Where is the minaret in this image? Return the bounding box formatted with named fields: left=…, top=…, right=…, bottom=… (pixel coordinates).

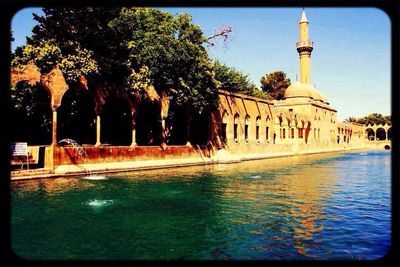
left=296, top=9, right=313, bottom=84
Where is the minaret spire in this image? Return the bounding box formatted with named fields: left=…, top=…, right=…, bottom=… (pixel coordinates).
left=296, top=8, right=313, bottom=84
left=300, top=8, right=308, bottom=23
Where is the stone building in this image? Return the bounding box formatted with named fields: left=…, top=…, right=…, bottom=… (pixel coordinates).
left=10, top=9, right=377, bottom=171
left=272, top=9, right=338, bottom=148
left=216, top=10, right=367, bottom=153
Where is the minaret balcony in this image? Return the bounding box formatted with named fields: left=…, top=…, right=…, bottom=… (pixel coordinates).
left=296, top=40, right=313, bottom=53
left=296, top=40, right=313, bottom=49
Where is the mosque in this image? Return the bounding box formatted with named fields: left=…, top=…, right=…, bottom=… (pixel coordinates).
left=215, top=10, right=367, bottom=155
left=10, top=10, right=388, bottom=173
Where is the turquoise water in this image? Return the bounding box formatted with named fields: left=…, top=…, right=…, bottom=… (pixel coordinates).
left=11, top=150, right=391, bottom=260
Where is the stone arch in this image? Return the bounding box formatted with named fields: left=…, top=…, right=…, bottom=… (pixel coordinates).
left=58, top=84, right=96, bottom=145
left=365, top=128, right=375, bottom=141
left=10, top=81, right=53, bottom=145
left=376, top=128, right=386, bottom=141
left=11, top=62, right=42, bottom=89
left=101, top=96, right=133, bottom=146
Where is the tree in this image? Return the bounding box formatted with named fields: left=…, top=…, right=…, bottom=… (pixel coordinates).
left=213, top=60, right=254, bottom=95
left=356, top=113, right=391, bottom=126
left=260, top=71, right=291, bottom=100
left=213, top=60, right=270, bottom=99
left=344, top=117, right=358, bottom=123
left=30, top=8, right=122, bottom=78
left=11, top=7, right=229, bottom=145
left=12, top=8, right=223, bottom=110
left=108, top=8, right=220, bottom=112
left=13, top=8, right=122, bottom=84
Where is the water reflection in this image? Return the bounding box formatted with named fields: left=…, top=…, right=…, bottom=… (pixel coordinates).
left=11, top=150, right=390, bottom=260
left=12, top=177, right=94, bottom=195
left=212, top=154, right=340, bottom=258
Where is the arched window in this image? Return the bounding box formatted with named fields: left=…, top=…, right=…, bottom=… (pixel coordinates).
left=234, top=113, right=240, bottom=142
left=244, top=115, right=250, bottom=142
left=265, top=115, right=271, bottom=141
left=298, top=128, right=303, bottom=139
left=221, top=110, right=228, bottom=143
left=255, top=116, right=261, bottom=141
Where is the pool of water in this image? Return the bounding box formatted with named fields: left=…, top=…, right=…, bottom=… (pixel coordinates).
left=11, top=150, right=391, bottom=260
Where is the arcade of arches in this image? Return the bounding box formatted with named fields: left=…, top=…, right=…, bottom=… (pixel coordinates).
left=364, top=124, right=392, bottom=141
left=10, top=63, right=215, bottom=150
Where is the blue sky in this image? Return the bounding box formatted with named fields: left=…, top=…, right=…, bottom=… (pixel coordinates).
left=11, top=7, right=391, bottom=121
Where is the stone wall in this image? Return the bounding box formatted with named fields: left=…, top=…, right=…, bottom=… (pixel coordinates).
left=217, top=90, right=275, bottom=149
left=52, top=145, right=204, bottom=166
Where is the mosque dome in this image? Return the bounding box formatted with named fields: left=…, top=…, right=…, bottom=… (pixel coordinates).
left=284, top=82, right=315, bottom=99
left=309, top=87, right=329, bottom=104
left=284, top=82, right=329, bottom=104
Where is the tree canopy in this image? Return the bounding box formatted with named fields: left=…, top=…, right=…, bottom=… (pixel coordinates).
left=108, top=8, right=219, bottom=112
left=260, top=71, right=291, bottom=100
left=213, top=60, right=270, bottom=99
left=346, top=113, right=391, bottom=126
left=11, top=7, right=220, bottom=115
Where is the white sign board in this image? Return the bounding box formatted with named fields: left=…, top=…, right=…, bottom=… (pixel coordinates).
left=10, top=142, right=28, bottom=156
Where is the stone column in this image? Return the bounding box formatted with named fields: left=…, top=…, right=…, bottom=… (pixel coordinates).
left=51, top=106, right=58, bottom=147
left=95, top=114, right=101, bottom=147
left=46, top=106, right=58, bottom=170
left=130, top=111, right=137, bottom=147
left=186, top=116, right=191, bottom=146
left=161, top=116, right=166, bottom=146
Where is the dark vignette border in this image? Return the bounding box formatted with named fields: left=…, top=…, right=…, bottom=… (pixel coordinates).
left=0, top=1, right=398, bottom=266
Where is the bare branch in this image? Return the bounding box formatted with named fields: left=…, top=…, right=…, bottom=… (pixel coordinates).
left=205, top=26, right=232, bottom=47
